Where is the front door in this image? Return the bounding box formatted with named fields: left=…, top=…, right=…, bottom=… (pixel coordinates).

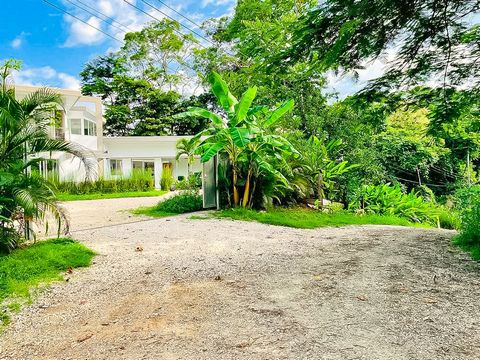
left=202, top=156, right=217, bottom=209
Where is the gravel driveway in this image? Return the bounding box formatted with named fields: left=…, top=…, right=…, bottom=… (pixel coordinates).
left=1, top=198, right=480, bottom=359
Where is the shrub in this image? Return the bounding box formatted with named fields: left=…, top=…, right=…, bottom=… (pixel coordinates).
left=453, top=186, right=480, bottom=259
left=174, top=173, right=202, bottom=190
left=349, top=183, right=440, bottom=224
left=155, top=191, right=203, bottom=214
left=55, top=169, right=154, bottom=195
left=160, top=167, right=173, bottom=191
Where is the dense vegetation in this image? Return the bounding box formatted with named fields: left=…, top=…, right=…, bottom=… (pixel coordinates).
left=0, top=60, right=95, bottom=252
left=134, top=191, right=203, bottom=217
left=76, top=0, right=480, bottom=257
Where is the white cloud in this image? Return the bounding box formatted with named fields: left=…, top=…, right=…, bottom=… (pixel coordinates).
left=63, top=15, right=105, bottom=47
left=10, top=32, right=28, bottom=49
left=58, top=73, right=81, bottom=89
left=11, top=65, right=81, bottom=90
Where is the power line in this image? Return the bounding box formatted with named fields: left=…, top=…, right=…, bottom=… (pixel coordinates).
left=42, top=0, right=197, bottom=74
left=122, top=0, right=208, bottom=50
left=139, top=0, right=215, bottom=47
left=42, top=0, right=124, bottom=44
left=153, top=0, right=203, bottom=30
left=68, top=0, right=135, bottom=33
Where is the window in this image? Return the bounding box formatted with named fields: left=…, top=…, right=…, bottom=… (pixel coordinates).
left=84, top=119, right=96, bottom=136
left=110, top=159, right=123, bottom=176
left=70, top=119, right=82, bottom=135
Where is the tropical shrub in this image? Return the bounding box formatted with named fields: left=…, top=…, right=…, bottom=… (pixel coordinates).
left=453, top=186, right=480, bottom=258
left=55, top=169, right=153, bottom=194
left=154, top=191, right=203, bottom=214
left=0, top=60, right=94, bottom=251
left=175, top=72, right=296, bottom=208
left=174, top=173, right=201, bottom=190
left=160, top=166, right=173, bottom=191
left=349, top=183, right=440, bottom=224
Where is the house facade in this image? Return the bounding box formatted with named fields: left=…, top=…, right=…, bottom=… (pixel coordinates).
left=16, top=85, right=201, bottom=188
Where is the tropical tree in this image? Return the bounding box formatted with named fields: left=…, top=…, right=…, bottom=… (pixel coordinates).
left=0, top=60, right=95, bottom=251
left=299, top=136, right=357, bottom=207
left=176, top=138, right=198, bottom=177
left=175, top=72, right=296, bottom=207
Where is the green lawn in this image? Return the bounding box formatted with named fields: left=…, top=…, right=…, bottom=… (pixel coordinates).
left=214, top=207, right=431, bottom=229
left=56, top=190, right=167, bottom=201
left=0, top=238, right=95, bottom=327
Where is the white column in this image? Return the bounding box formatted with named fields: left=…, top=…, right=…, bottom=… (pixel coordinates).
left=122, top=158, right=132, bottom=178
left=154, top=158, right=163, bottom=189
left=104, top=158, right=110, bottom=180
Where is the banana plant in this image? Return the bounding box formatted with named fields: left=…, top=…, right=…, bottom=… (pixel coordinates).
left=302, top=136, right=358, bottom=207
left=175, top=72, right=295, bottom=207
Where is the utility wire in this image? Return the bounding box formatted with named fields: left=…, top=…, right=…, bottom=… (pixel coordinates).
left=43, top=0, right=198, bottom=74
left=67, top=0, right=134, bottom=33
left=153, top=0, right=203, bottom=29
left=42, top=0, right=124, bottom=43
left=123, top=0, right=209, bottom=50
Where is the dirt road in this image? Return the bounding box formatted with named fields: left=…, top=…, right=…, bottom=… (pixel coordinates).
left=1, top=198, right=479, bottom=359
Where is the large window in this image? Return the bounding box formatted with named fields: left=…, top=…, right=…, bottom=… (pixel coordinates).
left=70, top=118, right=82, bottom=135
left=84, top=119, right=96, bottom=136
left=69, top=118, right=96, bottom=136
left=110, top=159, right=123, bottom=176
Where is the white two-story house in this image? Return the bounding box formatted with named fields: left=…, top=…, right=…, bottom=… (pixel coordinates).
left=15, top=85, right=202, bottom=189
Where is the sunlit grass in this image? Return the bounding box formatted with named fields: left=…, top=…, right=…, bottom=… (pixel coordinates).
left=214, top=207, right=432, bottom=229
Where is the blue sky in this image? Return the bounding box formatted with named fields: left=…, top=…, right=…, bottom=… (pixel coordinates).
left=1, top=0, right=235, bottom=89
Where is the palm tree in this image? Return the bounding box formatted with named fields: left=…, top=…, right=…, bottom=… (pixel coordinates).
left=0, top=60, right=95, bottom=251
left=175, top=72, right=295, bottom=207
left=175, top=138, right=197, bottom=177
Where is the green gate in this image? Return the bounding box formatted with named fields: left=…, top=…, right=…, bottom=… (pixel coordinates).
left=202, top=156, right=218, bottom=209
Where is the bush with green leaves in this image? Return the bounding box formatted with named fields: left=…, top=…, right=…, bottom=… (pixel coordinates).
left=160, top=166, right=173, bottom=191
left=154, top=191, right=203, bottom=214
left=174, top=173, right=201, bottom=190
left=55, top=169, right=153, bottom=195
left=349, top=183, right=441, bottom=224
left=453, top=186, right=480, bottom=259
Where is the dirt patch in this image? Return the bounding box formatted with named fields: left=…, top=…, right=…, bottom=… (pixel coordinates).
left=1, top=213, right=480, bottom=359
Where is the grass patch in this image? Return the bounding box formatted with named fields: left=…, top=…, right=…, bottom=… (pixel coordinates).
left=133, top=191, right=203, bottom=218
left=0, top=238, right=95, bottom=327
left=214, top=207, right=431, bottom=229
left=57, top=190, right=167, bottom=201
left=0, top=238, right=95, bottom=301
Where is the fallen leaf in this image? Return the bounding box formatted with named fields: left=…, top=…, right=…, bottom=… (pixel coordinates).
left=356, top=295, right=368, bottom=301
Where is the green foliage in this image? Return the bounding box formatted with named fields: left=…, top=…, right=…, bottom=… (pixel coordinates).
left=0, top=60, right=95, bottom=252
left=80, top=20, right=209, bottom=136
left=454, top=202, right=480, bottom=260
left=215, top=207, right=428, bottom=229
left=453, top=186, right=480, bottom=259
left=56, top=190, right=166, bottom=202
left=286, top=1, right=480, bottom=91
left=177, top=72, right=296, bottom=208
left=0, top=238, right=94, bottom=302
left=134, top=191, right=203, bottom=217
left=55, top=169, right=154, bottom=195
left=349, top=184, right=441, bottom=224
left=174, top=174, right=201, bottom=190
left=160, top=166, right=173, bottom=191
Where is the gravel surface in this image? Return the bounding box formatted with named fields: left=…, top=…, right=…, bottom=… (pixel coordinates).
left=1, top=199, right=480, bottom=359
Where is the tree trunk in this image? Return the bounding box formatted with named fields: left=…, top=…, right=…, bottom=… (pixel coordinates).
left=317, top=172, right=323, bottom=209
left=242, top=169, right=252, bottom=208
left=233, top=169, right=239, bottom=206
left=248, top=179, right=257, bottom=209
